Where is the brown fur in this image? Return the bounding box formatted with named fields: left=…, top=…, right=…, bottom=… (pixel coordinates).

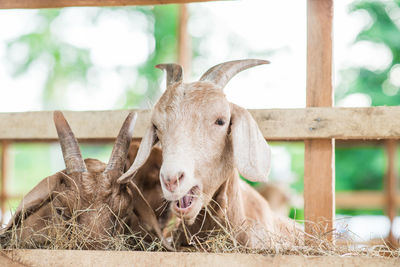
left=125, top=142, right=170, bottom=229
left=1, top=114, right=169, bottom=250
left=257, top=183, right=291, bottom=216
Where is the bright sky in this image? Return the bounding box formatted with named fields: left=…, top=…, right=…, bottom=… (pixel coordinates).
left=0, top=0, right=391, bottom=112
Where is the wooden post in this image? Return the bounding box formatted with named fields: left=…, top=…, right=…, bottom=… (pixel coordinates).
left=177, top=4, right=191, bottom=78
left=385, top=139, right=397, bottom=246
left=0, top=141, right=10, bottom=224
left=304, top=0, right=334, bottom=240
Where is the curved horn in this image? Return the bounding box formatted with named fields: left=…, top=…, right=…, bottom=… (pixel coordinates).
left=53, top=111, right=87, bottom=174
left=155, top=63, right=183, bottom=87
left=199, top=59, right=270, bottom=89
left=105, top=112, right=137, bottom=172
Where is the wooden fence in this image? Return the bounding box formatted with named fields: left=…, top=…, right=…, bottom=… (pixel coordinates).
left=2, top=250, right=399, bottom=267
left=0, top=0, right=398, bottom=244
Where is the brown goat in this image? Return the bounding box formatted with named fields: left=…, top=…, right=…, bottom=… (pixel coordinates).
left=256, top=182, right=304, bottom=217
left=257, top=183, right=291, bottom=216
left=1, top=111, right=169, bottom=250
left=125, top=142, right=170, bottom=230
left=118, top=60, right=302, bottom=248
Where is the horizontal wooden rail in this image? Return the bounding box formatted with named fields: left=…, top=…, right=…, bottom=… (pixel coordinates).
left=2, top=249, right=399, bottom=267
left=0, top=110, right=149, bottom=141
left=336, top=191, right=400, bottom=209
left=1, top=107, right=400, bottom=141
left=0, top=0, right=219, bottom=9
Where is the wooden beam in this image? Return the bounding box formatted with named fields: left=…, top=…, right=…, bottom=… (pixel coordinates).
left=304, top=0, right=334, bottom=239
left=250, top=106, right=400, bottom=140
left=385, top=140, right=398, bottom=246
left=177, top=4, right=192, bottom=79
left=0, top=141, right=10, bottom=224
left=2, top=107, right=400, bottom=141
left=0, top=0, right=219, bottom=9
left=3, top=249, right=399, bottom=267
left=1, top=194, right=23, bottom=200
left=336, top=191, right=400, bottom=209
left=0, top=110, right=150, bottom=141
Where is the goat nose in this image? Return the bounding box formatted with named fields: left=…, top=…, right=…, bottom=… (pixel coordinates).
left=161, top=172, right=185, bottom=192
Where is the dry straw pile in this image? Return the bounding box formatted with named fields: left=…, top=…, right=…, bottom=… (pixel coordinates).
left=1, top=205, right=399, bottom=259
left=0, top=207, right=164, bottom=251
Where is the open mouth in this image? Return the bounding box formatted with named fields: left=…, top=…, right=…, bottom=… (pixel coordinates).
left=174, top=186, right=199, bottom=213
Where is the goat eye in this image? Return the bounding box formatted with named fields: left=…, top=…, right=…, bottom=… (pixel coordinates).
left=215, top=118, right=225, bottom=126
left=153, top=123, right=158, bottom=131
left=55, top=207, right=64, bottom=216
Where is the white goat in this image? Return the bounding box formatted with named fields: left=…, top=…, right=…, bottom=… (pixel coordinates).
left=118, top=59, right=301, bottom=248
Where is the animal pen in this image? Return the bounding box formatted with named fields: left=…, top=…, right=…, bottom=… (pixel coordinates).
left=0, top=0, right=399, bottom=266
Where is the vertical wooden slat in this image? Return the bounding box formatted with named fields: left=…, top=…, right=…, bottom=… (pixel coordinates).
left=385, top=139, right=397, bottom=246
left=0, top=141, right=10, bottom=224
left=304, top=0, right=334, bottom=240
left=177, top=4, right=191, bottom=78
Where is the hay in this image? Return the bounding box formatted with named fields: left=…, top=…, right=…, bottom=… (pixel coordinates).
left=0, top=206, right=165, bottom=251
left=167, top=202, right=400, bottom=258
left=171, top=221, right=400, bottom=257
left=1, top=203, right=399, bottom=258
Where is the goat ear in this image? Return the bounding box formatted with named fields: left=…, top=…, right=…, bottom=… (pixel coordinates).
left=3, top=174, right=61, bottom=231
left=230, top=103, right=271, bottom=182
left=117, top=125, right=158, bottom=184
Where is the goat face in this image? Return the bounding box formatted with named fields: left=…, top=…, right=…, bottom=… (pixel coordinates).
left=119, top=60, right=272, bottom=225
left=2, top=112, right=166, bottom=249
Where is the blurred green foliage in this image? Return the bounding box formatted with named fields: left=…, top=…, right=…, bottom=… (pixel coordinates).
left=6, top=6, right=180, bottom=109
left=336, top=0, right=400, bottom=105
left=289, top=207, right=304, bottom=221
left=6, top=9, right=92, bottom=109
left=125, top=5, right=179, bottom=107
left=334, top=0, right=400, bottom=215
left=336, top=146, right=385, bottom=191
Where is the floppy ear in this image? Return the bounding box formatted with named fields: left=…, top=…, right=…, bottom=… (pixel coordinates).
left=3, top=174, right=62, bottom=231
left=117, top=125, right=158, bottom=184
left=230, top=103, right=271, bottom=182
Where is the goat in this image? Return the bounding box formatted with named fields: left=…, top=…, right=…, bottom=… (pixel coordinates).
left=257, top=183, right=292, bottom=216
left=125, top=142, right=170, bottom=229
left=1, top=111, right=170, bottom=250
left=118, top=59, right=301, bottom=248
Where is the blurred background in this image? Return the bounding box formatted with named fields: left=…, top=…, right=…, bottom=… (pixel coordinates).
left=0, top=0, right=399, bottom=244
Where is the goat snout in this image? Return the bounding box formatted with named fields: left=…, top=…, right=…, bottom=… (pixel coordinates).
left=161, top=172, right=185, bottom=192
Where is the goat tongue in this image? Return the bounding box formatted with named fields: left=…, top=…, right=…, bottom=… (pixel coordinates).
left=178, top=195, right=193, bottom=209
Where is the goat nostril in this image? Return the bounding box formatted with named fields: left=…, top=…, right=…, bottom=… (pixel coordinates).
left=161, top=172, right=185, bottom=192
left=178, top=172, right=184, bottom=183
